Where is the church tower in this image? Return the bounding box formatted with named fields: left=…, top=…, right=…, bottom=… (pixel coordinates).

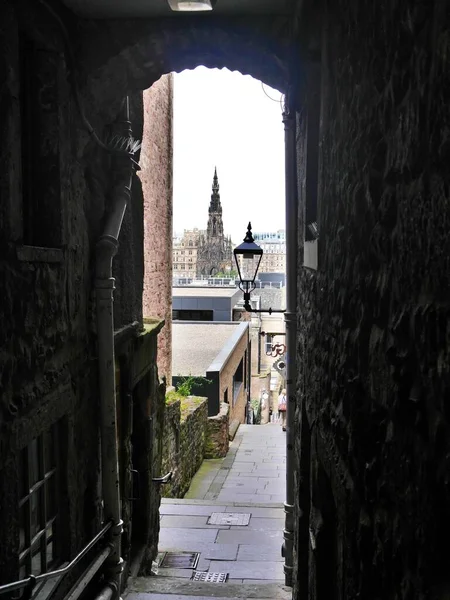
left=197, top=168, right=233, bottom=277
left=207, top=167, right=224, bottom=238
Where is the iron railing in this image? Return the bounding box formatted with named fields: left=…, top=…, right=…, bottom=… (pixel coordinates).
left=0, top=521, right=113, bottom=599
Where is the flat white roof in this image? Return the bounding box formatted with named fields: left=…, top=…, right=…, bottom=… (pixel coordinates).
left=173, top=287, right=238, bottom=298
left=172, top=322, right=247, bottom=377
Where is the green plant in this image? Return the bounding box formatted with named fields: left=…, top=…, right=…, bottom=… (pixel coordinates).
left=214, top=269, right=238, bottom=278
left=175, top=375, right=212, bottom=397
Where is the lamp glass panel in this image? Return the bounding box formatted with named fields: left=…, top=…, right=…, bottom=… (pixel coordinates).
left=238, top=253, right=261, bottom=282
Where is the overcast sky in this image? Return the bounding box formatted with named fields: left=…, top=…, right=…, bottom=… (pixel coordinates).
left=173, top=67, right=285, bottom=244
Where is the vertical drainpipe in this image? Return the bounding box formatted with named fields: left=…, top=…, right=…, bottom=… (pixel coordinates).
left=95, top=97, right=134, bottom=596
left=282, top=101, right=298, bottom=588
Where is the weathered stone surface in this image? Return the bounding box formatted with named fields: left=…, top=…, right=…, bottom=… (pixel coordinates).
left=141, top=76, right=174, bottom=381
left=161, top=397, right=208, bottom=499
left=0, top=0, right=164, bottom=589
left=79, top=16, right=291, bottom=123
left=205, top=402, right=229, bottom=459
left=294, top=1, right=450, bottom=599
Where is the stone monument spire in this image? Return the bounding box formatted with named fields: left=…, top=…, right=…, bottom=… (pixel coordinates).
left=207, top=167, right=223, bottom=237
left=209, top=167, right=222, bottom=214
left=196, top=168, right=233, bottom=277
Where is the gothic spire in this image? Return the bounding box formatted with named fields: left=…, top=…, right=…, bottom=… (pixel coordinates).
left=210, top=167, right=221, bottom=213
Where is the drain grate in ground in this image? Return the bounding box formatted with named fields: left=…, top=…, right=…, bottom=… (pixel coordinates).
left=191, top=571, right=228, bottom=583
left=208, top=512, right=251, bottom=526
left=159, top=552, right=200, bottom=569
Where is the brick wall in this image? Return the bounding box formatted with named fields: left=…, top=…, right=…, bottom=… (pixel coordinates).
left=140, top=75, right=174, bottom=381
left=219, top=331, right=249, bottom=424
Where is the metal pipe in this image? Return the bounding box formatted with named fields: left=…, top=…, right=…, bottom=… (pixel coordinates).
left=0, top=522, right=112, bottom=596
left=282, top=105, right=298, bottom=587
left=95, top=96, right=135, bottom=595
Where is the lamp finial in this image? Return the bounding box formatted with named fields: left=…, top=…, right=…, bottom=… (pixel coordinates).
left=243, top=222, right=254, bottom=244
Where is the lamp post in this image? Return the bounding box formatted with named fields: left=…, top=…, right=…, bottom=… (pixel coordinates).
left=233, top=223, right=285, bottom=315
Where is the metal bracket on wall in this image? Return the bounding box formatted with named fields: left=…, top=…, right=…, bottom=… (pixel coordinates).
left=152, top=472, right=173, bottom=485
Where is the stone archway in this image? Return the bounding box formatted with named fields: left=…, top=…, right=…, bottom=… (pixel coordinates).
left=79, top=15, right=292, bottom=122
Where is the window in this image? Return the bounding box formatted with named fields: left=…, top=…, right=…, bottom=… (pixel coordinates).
left=265, top=334, right=274, bottom=355
left=18, top=423, right=61, bottom=579
left=172, top=309, right=213, bottom=321
left=232, top=358, right=244, bottom=405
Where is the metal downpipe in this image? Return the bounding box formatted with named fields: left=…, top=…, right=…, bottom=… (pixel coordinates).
left=95, top=97, right=135, bottom=596
left=282, top=107, right=298, bottom=588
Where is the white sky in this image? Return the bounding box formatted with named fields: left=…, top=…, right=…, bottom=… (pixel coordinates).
left=173, top=67, right=285, bottom=244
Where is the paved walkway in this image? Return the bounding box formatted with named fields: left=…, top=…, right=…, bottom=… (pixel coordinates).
left=125, top=424, right=290, bottom=600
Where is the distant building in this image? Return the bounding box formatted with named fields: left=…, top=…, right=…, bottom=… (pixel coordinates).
left=172, top=228, right=204, bottom=279
left=253, top=229, right=286, bottom=274
left=173, top=286, right=241, bottom=322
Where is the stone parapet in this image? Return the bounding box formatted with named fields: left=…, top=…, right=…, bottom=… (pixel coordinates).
left=161, top=396, right=208, bottom=498
left=205, top=402, right=230, bottom=459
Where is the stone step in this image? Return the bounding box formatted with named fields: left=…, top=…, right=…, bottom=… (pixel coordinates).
left=126, top=576, right=291, bottom=599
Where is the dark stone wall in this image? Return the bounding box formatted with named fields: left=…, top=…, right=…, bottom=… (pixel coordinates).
left=295, top=1, right=450, bottom=599
left=0, top=0, right=157, bottom=590
left=115, top=323, right=166, bottom=579
left=77, top=14, right=291, bottom=120
left=0, top=0, right=102, bottom=583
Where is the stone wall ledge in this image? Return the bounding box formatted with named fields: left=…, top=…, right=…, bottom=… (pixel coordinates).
left=229, top=418, right=240, bottom=441
left=205, top=402, right=229, bottom=459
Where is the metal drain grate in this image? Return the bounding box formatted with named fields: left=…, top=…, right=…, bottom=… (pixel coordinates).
left=208, top=512, right=251, bottom=526
left=159, top=552, right=200, bottom=569
left=191, top=571, right=228, bottom=583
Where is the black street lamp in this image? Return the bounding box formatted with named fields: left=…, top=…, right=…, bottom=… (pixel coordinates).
left=234, top=223, right=286, bottom=315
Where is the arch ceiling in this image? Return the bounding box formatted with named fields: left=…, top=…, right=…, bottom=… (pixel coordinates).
left=78, top=13, right=294, bottom=121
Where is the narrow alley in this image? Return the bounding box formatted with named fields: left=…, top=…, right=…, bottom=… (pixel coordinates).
left=125, top=425, right=290, bottom=600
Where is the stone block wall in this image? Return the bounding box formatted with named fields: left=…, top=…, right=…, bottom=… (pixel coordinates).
left=162, top=397, right=208, bottom=498
left=161, top=398, right=181, bottom=498
left=115, top=322, right=166, bottom=577
left=179, top=398, right=209, bottom=497
left=0, top=1, right=104, bottom=585
left=205, top=402, right=230, bottom=459
left=294, top=2, right=450, bottom=599
left=0, top=0, right=163, bottom=591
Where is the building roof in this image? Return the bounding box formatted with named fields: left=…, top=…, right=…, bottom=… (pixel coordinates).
left=172, top=322, right=247, bottom=377
left=173, top=287, right=238, bottom=298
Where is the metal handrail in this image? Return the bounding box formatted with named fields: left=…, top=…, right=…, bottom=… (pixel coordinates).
left=0, top=521, right=113, bottom=596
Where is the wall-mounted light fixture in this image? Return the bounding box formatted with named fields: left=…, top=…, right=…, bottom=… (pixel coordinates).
left=167, top=0, right=216, bottom=11
left=234, top=222, right=286, bottom=315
